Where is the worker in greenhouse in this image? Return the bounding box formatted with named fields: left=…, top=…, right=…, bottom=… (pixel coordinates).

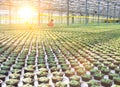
left=47, top=19, right=54, bottom=27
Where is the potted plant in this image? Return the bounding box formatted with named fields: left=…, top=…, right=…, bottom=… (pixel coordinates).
left=1, top=66, right=10, bottom=70
left=0, top=70, right=8, bottom=75
left=113, top=77, right=120, bottom=85
left=21, top=84, right=33, bottom=87
left=24, top=72, right=34, bottom=78
left=0, top=75, right=6, bottom=81
left=90, top=69, right=99, bottom=75
left=61, top=66, right=70, bottom=71
left=38, top=64, right=46, bottom=68
left=65, top=70, right=75, bottom=77
left=13, top=64, right=23, bottom=69
left=38, top=77, right=49, bottom=83
left=81, top=74, right=92, bottom=82
left=109, top=64, right=117, bottom=70
left=22, top=78, right=33, bottom=85
left=52, top=76, right=62, bottom=83
left=114, top=61, right=120, bottom=65
left=52, top=71, right=63, bottom=76
left=6, top=79, right=19, bottom=86
left=38, top=68, right=48, bottom=72
left=24, top=67, right=34, bottom=73
left=71, top=63, right=79, bottom=67
left=70, top=75, right=80, bottom=81
left=101, top=68, right=110, bottom=75
left=101, top=78, right=112, bottom=87
left=104, top=61, right=111, bottom=66
left=69, top=80, right=80, bottom=87
left=50, top=67, right=60, bottom=72
left=11, top=69, right=21, bottom=74
left=76, top=69, right=85, bottom=76
left=55, top=81, right=67, bottom=87
left=94, top=73, right=104, bottom=80
left=38, top=83, right=50, bottom=87
left=9, top=74, right=20, bottom=79
left=37, top=71, right=48, bottom=77
left=93, top=62, right=101, bottom=66
left=84, top=64, right=93, bottom=71
left=115, top=68, right=120, bottom=73
left=88, top=80, right=99, bottom=87
left=109, top=73, right=119, bottom=80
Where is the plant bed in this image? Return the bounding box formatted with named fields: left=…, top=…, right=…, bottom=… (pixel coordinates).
left=65, top=70, right=75, bottom=77
left=6, top=79, right=19, bottom=86
left=113, top=77, right=120, bottom=85
left=52, top=76, right=63, bottom=83
left=81, top=74, right=92, bottom=82
left=94, top=73, right=104, bottom=80
left=69, top=80, right=80, bottom=87
left=55, top=81, right=67, bottom=87
left=101, top=79, right=112, bottom=87
left=38, top=77, right=49, bottom=83
left=70, top=75, right=80, bottom=81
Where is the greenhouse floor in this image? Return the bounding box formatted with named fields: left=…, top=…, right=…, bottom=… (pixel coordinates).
left=0, top=25, right=120, bottom=87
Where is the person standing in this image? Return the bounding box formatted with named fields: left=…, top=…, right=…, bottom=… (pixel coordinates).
left=47, top=19, right=54, bottom=27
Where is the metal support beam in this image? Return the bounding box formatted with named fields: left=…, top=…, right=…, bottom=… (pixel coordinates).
left=98, top=0, right=100, bottom=25
left=38, top=0, right=40, bottom=25
left=85, top=0, right=88, bottom=24
left=9, top=0, right=11, bottom=25
left=106, top=1, right=109, bottom=24
left=118, top=5, right=120, bottom=24
left=67, top=0, right=69, bottom=26
left=113, top=3, right=116, bottom=24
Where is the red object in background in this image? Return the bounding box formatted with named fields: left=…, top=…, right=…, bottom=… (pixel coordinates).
left=48, top=19, right=54, bottom=27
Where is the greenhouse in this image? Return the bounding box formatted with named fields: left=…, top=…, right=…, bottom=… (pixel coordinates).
left=0, top=0, right=120, bottom=87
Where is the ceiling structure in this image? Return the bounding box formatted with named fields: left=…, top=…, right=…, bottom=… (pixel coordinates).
left=0, top=0, right=120, bottom=18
